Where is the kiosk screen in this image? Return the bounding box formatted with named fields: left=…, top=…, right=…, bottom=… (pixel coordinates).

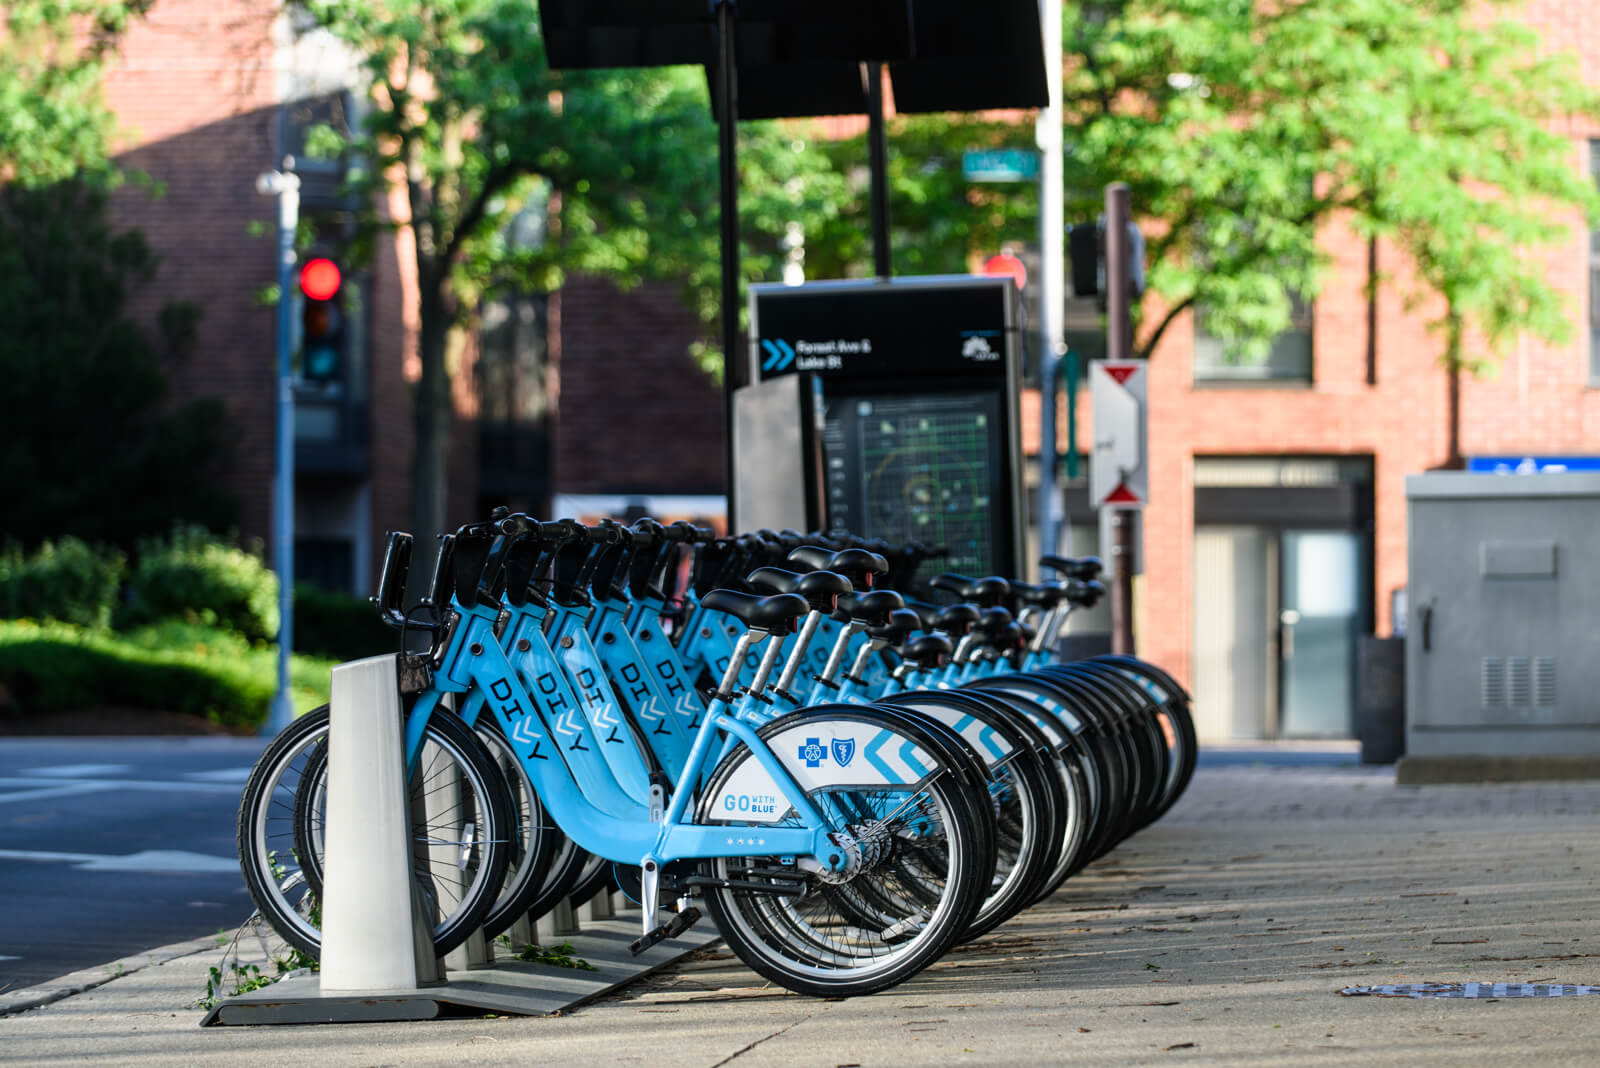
left=821, top=389, right=1010, bottom=580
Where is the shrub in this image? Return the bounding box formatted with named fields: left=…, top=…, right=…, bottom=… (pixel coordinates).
left=292, top=583, right=397, bottom=663
left=0, top=537, right=125, bottom=628
left=0, top=619, right=334, bottom=729
left=116, top=525, right=279, bottom=641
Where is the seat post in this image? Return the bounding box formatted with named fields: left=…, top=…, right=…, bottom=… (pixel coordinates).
left=775, top=610, right=824, bottom=694
left=715, top=630, right=761, bottom=701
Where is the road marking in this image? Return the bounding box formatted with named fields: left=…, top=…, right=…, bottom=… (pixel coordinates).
left=18, top=764, right=132, bottom=778
left=0, top=955, right=19, bottom=961
left=0, top=848, right=239, bottom=874
left=0, top=783, right=112, bottom=804
left=0, top=777, right=242, bottom=804
left=181, top=768, right=252, bottom=783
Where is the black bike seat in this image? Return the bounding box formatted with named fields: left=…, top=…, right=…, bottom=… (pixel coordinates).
left=904, top=633, right=953, bottom=670
left=866, top=607, right=921, bottom=645
left=700, top=589, right=809, bottom=635
left=934, top=602, right=980, bottom=635
left=1041, top=554, right=1104, bottom=581
left=833, top=588, right=905, bottom=627
left=930, top=572, right=1011, bottom=606
left=745, top=566, right=851, bottom=613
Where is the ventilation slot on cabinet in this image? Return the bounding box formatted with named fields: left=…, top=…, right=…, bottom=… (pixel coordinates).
left=1534, top=656, right=1556, bottom=711
left=1507, top=657, right=1532, bottom=711
left=1481, top=657, right=1504, bottom=708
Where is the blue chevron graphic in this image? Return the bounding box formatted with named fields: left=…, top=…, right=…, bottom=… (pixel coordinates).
left=898, top=739, right=931, bottom=778
left=977, top=724, right=1005, bottom=761
left=760, top=339, right=783, bottom=371
left=760, top=339, right=797, bottom=372
left=863, top=730, right=897, bottom=781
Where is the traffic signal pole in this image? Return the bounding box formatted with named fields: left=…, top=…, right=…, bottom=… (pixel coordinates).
left=714, top=0, right=740, bottom=525
left=257, top=162, right=300, bottom=736
left=1105, top=182, right=1136, bottom=655
left=1036, top=0, right=1065, bottom=568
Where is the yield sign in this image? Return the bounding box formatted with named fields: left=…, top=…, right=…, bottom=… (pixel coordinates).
left=1089, top=360, right=1148, bottom=509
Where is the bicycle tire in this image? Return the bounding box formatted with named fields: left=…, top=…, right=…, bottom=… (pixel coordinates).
left=238, top=706, right=515, bottom=959
left=697, top=707, right=988, bottom=998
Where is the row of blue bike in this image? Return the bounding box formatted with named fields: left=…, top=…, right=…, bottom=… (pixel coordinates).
left=237, top=513, right=1196, bottom=997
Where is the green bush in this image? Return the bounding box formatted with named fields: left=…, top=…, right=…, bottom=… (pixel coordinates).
left=0, top=619, right=334, bottom=729
left=116, top=525, right=279, bottom=641
left=292, top=583, right=397, bottom=663
left=0, top=537, right=126, bottom=628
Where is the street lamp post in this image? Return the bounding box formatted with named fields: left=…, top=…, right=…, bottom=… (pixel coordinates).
left=257, top=162, right=300, bottom=736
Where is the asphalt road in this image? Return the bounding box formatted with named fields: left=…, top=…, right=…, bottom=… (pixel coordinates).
left=0, top=736, right=268, bottom=992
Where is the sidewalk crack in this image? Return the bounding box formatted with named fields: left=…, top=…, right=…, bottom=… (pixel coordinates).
left=710, top=1008, right=823, bottom=1067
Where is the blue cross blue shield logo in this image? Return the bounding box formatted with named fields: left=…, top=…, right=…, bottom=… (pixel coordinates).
left=798, top=738, right=827, bottom=767
left=830, top=738, right=856, bottom=767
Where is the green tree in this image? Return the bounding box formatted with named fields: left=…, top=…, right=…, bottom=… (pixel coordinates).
left=0, top=0, right=152, bottom=187
left=0, top=182, right=237, bottom=549
left=809, top=0, right=1599, bottom=385
left=1072, top=0, right=1600, bottom=368
left=297, top=0, right=846, bottom=540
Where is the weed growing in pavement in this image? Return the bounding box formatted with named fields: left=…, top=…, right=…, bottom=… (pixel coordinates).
left=195, top=911, right=319, bottom=1010
left=495, top=934, right=597, bottom=971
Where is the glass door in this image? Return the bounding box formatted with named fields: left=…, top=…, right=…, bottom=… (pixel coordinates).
left=1279, top=530, right=1362, bottom=736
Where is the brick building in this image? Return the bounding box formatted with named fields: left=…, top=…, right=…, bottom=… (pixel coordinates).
left=100, top=0, right=725, bottom=594
left=98, top=1, right=1598, bottom=740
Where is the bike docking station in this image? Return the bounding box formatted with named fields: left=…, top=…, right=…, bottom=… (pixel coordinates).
left=737, top=275, right=1027, bottom=586
left=204, top=653, right=716, bottom=1026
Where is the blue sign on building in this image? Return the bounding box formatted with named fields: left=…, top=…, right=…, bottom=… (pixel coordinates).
left=1467, top=455, right=1600, bottom=474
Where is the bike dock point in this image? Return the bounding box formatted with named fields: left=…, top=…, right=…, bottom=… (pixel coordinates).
left=203, top=653, right=715, bottom=1027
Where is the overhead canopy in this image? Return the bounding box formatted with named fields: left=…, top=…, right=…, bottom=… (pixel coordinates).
left=537, top=0, right=1048, bottom=118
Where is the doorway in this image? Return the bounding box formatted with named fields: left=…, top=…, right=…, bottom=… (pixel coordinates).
left=1192, top=526, right=1366, bottom=739
left=1189, top=456, right=1374, bottom=741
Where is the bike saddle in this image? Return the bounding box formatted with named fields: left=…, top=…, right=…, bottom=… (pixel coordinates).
left=973, top=605, right=1016, bottom=637
left=930, top=572, right=1010, bottom=607
left=833, top=588, right=905, bottom=627
left=1041, top=554, right=1104, bottom=581
left=827, top=548, right=887, bottom=589
left=903, top=633, right=953, bottom=671
left=745, top=566, right=851, bottom=613
left=1008, top=579, right=1070, bottom=611
left=1068, top=578, right=1107, bottom=609
left=866, top=607, right=921, bottom=646
left=699, top=589, right=809, bottom=635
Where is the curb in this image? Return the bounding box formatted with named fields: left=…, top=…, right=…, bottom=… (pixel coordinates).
left=0, top=935, right=219, bottom=1018
left=1397, top=754, right=1600, bottom=784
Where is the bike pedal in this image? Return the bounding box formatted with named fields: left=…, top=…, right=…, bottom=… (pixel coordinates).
left=628, top=906, right=702, bottom=956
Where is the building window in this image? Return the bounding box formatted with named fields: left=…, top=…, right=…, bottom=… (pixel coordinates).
left=1193, top=292, right=1313, bottom=382
left=1590, top=140, right=1599, bottom=382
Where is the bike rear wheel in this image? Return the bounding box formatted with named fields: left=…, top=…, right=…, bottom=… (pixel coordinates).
left=697, top=710, right=988, bottom=998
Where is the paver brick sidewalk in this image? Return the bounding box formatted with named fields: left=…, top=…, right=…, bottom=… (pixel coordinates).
left=5, top=759, right=1600, bottom=1066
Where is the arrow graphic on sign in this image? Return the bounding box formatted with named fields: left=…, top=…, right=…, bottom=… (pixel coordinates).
left=554, top=709, right=583, bottom=738
left=760, top=339, right=796, bottom=372
left=1104, top=482, right=1143, bottom=504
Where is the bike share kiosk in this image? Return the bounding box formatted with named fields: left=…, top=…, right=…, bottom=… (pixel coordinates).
left=734, top=275, right=1027, bottom=586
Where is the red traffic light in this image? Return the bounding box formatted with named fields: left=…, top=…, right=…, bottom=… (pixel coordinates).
left=982, top=251, right=1027, bottom=290
left=299, top=258, right=342, bottom=301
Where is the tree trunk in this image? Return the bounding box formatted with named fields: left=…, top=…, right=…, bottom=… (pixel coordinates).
left=1438, top=307, right=1466, bottom=471
left=412, top=275, right=453, bottom=548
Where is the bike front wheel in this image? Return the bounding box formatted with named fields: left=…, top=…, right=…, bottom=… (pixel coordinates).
left=237, top=705, right=514, bottom=959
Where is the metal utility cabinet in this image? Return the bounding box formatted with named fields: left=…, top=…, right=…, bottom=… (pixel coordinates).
left=1405, top=472, right=1600, bottom=758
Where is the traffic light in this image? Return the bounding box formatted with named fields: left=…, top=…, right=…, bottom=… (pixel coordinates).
left=1067, top=222, right=1146, bottom=300
left=298, top=257, right=343, bottom=383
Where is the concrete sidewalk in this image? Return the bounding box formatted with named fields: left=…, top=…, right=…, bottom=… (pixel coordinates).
left=6, top=758, right=1600, bottom=1065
